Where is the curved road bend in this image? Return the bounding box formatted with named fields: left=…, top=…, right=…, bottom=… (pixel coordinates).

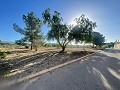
left=7, top=49, right=120, bottom=90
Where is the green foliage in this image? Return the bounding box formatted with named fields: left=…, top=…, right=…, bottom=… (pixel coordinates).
left=108, top=42, right=114, bottom=48
left=5, top=51, right=11, bottom=54
left=70, top=14, right=96, bottom=43
left=0, top=40, right=2, bottom=44
left=43, top=43, right=52, bottom=47
left=25, top=45, right=29, bottom=49
left=42, top=8, right=63, bottom=26
left=56, top=43, right=61, bottom=49
left=0, top=52, right=7, bottom=59
left=93, top=31, right=105, bottom=46
left=15, top=38, right=27, bottom=46
left=42, top=8, right=72, bottom=52
left=13, top=24, right=26, bottom=35
left=13, top=12, right=43, bottom=51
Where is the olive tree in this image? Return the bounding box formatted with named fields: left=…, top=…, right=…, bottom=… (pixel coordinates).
left=70, top=14, right=96, bottom=50
left=42, top=8, right=73, bottom=52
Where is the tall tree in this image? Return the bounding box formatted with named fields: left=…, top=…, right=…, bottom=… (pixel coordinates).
left=13, top=12, right=43, bottom=51
left=70, top=14, right=96, bottom=50
left=42, top=8, right=73, bottom=52
left=93, top=31, right=105, bottom=46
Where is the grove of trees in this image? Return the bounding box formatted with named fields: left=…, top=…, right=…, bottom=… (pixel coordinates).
left=13, top=8, right=105, bottom=52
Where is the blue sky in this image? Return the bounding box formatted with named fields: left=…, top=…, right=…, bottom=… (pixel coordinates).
left=0, top=0, right=120, bottom=42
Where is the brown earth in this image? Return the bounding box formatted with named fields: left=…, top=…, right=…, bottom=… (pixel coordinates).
left=0, top=47, right=94, bottom=81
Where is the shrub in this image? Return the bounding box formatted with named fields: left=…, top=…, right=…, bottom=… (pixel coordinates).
left=0, top=52, right=7, bottom=59
left=5, top=51, right=11, bottom=54
left=25, top=45, right=29, bottom=49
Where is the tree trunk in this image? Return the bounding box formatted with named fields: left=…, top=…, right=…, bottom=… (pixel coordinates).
left=83, top=43, right=86, bottom=51
left=61, top=46, right=65, bottom=52
left=31, top=42, right=33, bottom=50
left=35, top=45, right=37, bottom=51
left=93, top=44, right=95, bottom=48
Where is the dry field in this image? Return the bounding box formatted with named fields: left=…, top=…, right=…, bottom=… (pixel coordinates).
left=0, top=47, right=95, bottom=81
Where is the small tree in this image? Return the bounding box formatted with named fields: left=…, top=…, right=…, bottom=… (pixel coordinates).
left=70, top=14, right=96, bottom=50
left=0, top=40, right=2, bottom=45
left=13, top=12, right=43, bottom=51
left=15, top=38, right=27, bottom=46
left=93, top=31, right=105, bottom=47
left=42, top=8, right=73, bottom=52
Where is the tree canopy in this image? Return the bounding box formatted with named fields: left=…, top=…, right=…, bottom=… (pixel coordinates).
left=15, top=38, right=27, bottom=46
left=70, top=14, right=96, bottom=44
left=93, top=31, right=105, bottom=46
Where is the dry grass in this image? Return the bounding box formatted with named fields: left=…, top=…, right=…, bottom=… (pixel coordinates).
left=1, top=47, right=94, bottom=60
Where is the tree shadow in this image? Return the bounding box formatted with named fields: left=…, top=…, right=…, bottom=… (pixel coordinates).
left=9, top=49, right=30, bottom=54
left=83, top=53, right=120, bottom=90
left=1, top=51, right=120, bottom=90
left=103, top=49, right=120, bottom=53
left=0, top=50, right=92, bottom=81
left=12, top=52, right=119, bottom=90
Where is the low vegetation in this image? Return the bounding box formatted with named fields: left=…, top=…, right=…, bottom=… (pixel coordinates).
left=0, top=51, right=11, bottom=59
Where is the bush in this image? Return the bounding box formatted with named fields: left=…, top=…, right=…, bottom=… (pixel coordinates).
left=5, top=51, right=11, bottom=54
left=56, top=44, right=60, bottom=49
left=25, top=45, right=29, bottom=49
left=43, top=43, right=51, bottom=47
left=0, top=52, right=7, bottom=59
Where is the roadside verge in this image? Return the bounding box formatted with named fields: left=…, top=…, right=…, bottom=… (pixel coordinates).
left=1, top=51, right=98, bottom=88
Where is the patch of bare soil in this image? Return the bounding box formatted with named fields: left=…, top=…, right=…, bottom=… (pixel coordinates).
left=0, top=48, right=93, bottom=81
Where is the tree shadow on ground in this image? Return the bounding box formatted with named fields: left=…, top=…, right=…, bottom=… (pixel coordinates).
left=1, top=51, right=120, bottom=90
left=0, top=50, right=93, bottom=80
left=82, top=53, right=120, bottom=90
left=11, top=52, right=119, bottom=90
left=103, top=49, right=120, bottom=53
left=9, top=49, right=30, bottom=54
